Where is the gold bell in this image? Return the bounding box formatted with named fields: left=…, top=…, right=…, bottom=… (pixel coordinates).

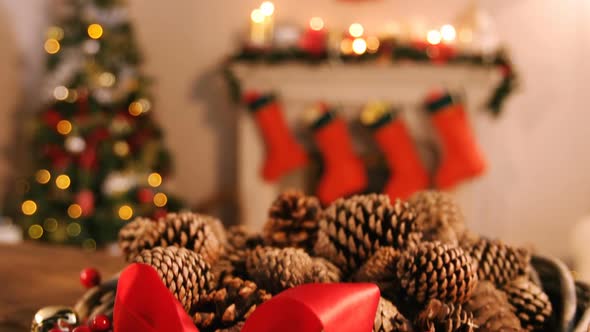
left=31, top=306, right=78, bottom=332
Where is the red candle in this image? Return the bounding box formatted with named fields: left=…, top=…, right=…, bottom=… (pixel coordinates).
left=299, top=17, right=327, bottom=56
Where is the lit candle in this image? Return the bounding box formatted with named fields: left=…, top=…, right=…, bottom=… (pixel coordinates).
left=299, top=17, right=327, bottom=56
left=249, top=2, right=275, bottom=48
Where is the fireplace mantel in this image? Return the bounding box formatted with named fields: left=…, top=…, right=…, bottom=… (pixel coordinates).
left=230, top=63, right=503, bottom=230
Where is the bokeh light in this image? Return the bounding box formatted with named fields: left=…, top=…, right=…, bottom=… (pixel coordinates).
left=118, top=205, right=133, bottom=220
left=260, top=2, right=274, bottom=16
left=251, top=9, right=264, bottom=23
left=427, top=29, right=442, bottom=45
left=55, top=174, right=71, bottom=190
left=147, top=172, right=162, bottom=187
left=153, top=193, right=168, bottom=207
left=309, top=17, right=325, bottom=31
left=440, top=24, right=456, bottom=42
left=44, top=218, right=58, bottom=232
left=366, top=36, right=380, bottom=53
left=53, top=86, right=69, bottom=101
left=66, top=222, right=81, bottom=236
left=28, top=225, right=43, bottom=239
left=67, top=204, right=82, bottom=219
left=22, top=200, right=37, bottom=215
left=352, top=38, right=367, bottom=55
left=44, top=38, right=61, bottom=54
left=349, top=23, right=364, bottom=38
left=56, top=120, right=72, bottom=135
left=35, top=169, right=51, bottom=184
left=87, top=23, right=104, bottom=39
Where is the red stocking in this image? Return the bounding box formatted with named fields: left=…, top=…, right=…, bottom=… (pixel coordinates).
left=244, top=92, right=308, bottom=182
left=363, top=105, right=429, bottom=200
left=426, top=90, right=487, bottom=189
left=310, top=104, right=367, bottom=204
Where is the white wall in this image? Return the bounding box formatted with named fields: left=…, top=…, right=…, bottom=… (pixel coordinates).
left=0, top=0, right=588, bottom=258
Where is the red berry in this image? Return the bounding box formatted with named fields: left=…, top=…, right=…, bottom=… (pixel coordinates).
left=80, top=268, right=101, bottom=288
left=90, top=315, right=110, bottom=332
left=73, top=327, right=92, bottom=332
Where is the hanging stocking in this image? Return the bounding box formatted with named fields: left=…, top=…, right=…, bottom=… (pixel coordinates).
left=244, top=92, right=308, bottom=182
left=308, top=103, right=367, bottom=204
left=425, top=90, right=487, bottom=189
left=362, top=103, right=429, bottom=200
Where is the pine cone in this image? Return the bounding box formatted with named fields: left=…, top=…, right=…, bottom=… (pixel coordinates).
left=415, top=299, right=476, bottom=332
left=309, top=257, right=342, bottom=283
left=502, top=277, right=552, bottom=331
left=74, top=276, right=118, bottom=321
left=193, top=276, right=271, bottom=332
left=373, top=297, right=412, bottom=332
left=397, top=242, right=477, bottom=304
left=465, top=281, right=523, bottom=332
left=134, top=246, right=215, bottom=312
left=245, top=246, right=314, bottom=294
left=314, top=194, right=422, bottom=275
left=226, top=225, right=264, bottom=252
left=263, top=190, right=321, bottom=252
left=353, top=247, right=400, bottom=299
left=216, top=322, right=245, bottom=332
left=211, top=250, right=249, bottom=283
left=409, top=190, right=466, bottom=245
left=119, top=212, right=224, bottom=264
left=462, top=237, right=530, bottom=287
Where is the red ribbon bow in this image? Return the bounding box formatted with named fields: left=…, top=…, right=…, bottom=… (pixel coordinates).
left=114, top=263, right=380, bottom=332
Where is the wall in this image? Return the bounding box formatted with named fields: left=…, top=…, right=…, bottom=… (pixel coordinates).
left=0, top=0, right=588, bottom=258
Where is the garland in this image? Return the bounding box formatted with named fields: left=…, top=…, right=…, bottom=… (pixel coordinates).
left=223, top=43, right=517, bottom=116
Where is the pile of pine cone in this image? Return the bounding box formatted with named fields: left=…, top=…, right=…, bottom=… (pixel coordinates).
left=78, top=190, right=555, bottom=332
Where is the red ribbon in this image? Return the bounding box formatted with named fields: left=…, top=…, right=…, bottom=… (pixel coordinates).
left=114, top=264, right=380, bottom=332
left=114, top=263, right=198, bottom=332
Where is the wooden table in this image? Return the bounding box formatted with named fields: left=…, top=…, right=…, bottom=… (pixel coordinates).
left=0, top=242, right=125, bottom=331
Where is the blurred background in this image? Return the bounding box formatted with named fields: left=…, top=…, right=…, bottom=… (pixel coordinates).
left=0, top=0, right=590, bottom=320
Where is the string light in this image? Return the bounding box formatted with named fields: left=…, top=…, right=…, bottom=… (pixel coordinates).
left=427, top=29, right=442, bottom=45
left=147, top=172, right=162, bottom=187
left=366, top=36, right=380, bottom=53
left=67, top=204, right=82, bottom=219
left=43, top=218, right=58, bottom=232
left=352, top=38, right=367, bottom=55
left=113, top=141, right=130, bottom=157
left=118, top=205, right=133, bottom=220
left=44, top=38, right=61, bottom=54
left=55, top=174, right=71, bottom=190
left=53, top=86, right=69, bottom=100
left=309, top=17, right=325, bottom=31
left=21, top=200, right=37, bottom=215
left=35, top=169, right=51, bottom=184
left=82, top=239, right=97, bottom=251
left=28, top=225, right=43, bottom=239
left=66, top=222, right=81, bottom=236
left=340, top=39, right=353, bottom=55
left=250, top=9, right=264, bottom=23
left=56, top=120, right=72, bottom=135
left=440, top=24, right=456, bottom=42
left=153, top=193, right=168, bottom=207
left=349, top=23, right=364, bottom=38
left=128, top=101, right=143, bottom=116
left=260, top=1, right=275, bottom=16
left=98, top=72, right=116, bottom=87
left=87, top=23, right=104, bottom=39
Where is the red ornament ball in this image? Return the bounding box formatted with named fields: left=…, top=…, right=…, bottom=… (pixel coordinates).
left=73, top=326, right=92, bottom=332
left=90, top=314, right=111, bottom=332
left=137, top=188, right=154, bottom=204
left=80, top=268, right=101, bottom=288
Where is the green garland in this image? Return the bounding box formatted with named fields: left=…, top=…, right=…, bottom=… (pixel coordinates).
left=224, top=43, right=517, bottom=116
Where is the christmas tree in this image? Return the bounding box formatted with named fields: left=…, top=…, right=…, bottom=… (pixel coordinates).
left=14, top=0, right=182, bottom=247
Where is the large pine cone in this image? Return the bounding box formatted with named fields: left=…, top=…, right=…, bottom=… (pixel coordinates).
left=462, top=237, right=530, bottom=287
left=397, top=242, right=477, bottom=304
left=119, top=212, right=224, bottom=263
left=502, top=277, right=552, bottom=331
left=134, top=246, right=215, bottom=312
left=409, top=191, right=465, bottom=245
left=353, top=247, right=400, bottom=299
left=465, top=281, right=523, bottom=332
left=245, top=246, right=314, bottom=294
left=373, top=297, right=412, bottom=332
left=314, top=194, right=422, bottom=275
left=263, top=190, right=321, bottom=252
left=193, top=276, right=271, bottom=332
left=74, top=276, right=118, bottom=321
left=415, top=299, right=476, bottom=332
